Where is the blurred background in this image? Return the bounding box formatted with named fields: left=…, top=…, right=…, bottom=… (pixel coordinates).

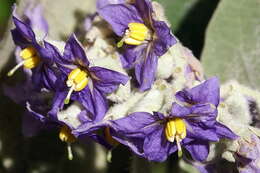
left=0, top=0, right=259, bottom=173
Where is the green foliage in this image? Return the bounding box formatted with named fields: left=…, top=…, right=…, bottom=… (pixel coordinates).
left=201, top=0, right=260, bottom=89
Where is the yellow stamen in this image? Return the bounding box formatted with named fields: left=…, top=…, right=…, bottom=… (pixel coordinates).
left=65, top=68, right=89, bottom=104
left=7, top=47, right=40, bottom=77
left=59, top=125, right=76, bottom=143
left=20, top=47, right=37, bottom=60
left=117, top=22, right=150, bottom=47
left=59, top=125, right=76, bottom=160
left=165, top=118, right=186, bottom=157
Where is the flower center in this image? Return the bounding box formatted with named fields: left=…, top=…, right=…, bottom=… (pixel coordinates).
left=64, top=68, right=89, bottom=104
left=7, top=47, right=41, bottom=76
left=165, top=118, right=186, bottom=157
left=117, top=22, right=150, bottom=47
left=59, top=125, right=76, bottom=160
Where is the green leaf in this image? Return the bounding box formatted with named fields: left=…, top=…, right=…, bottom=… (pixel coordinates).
left=201, top=0, right=260, bottom=89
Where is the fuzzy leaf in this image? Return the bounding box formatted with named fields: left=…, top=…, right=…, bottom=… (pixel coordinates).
left=201, top=0, right=260, bottom=89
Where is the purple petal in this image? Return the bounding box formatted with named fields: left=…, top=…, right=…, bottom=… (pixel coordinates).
left=63, top=34, right=90, bottom=66
left=97, top=4, right=143, bottom=36
left=73, top=120, right=108, bottom=137
left=133, top=0, right=153, bottom=24
left=186, top=125, right=219, bottom=142
left=111, top=112, right=160, bottom=137
left=170, top=103, right=191, bottom=117
left=77, top=87, right=108, bottom=122
left=187, top=103, right=218, bottom=125
left=48, top=91, right=66, bottom=119
left=135, top=51, right=158, bottom=91
left=120, top=44, right=147, bottom=68
left=143, top=126, right=175, bottom=162
left=185, top=140, right=209, bottom=161
left=153, top=20, right=177, bottom=56
left=111, top=131, right=145, bottom=156
left=24, top=4, right=49, bottom=35
left=175, top=77, right=220, bottom=106
left=11, top=16, right=36, bottom=47
left=90, top=66, right=129, bottom=94
left=96, top=0, right=126, bottom=9
left=215, top=122, right=238, bottom=140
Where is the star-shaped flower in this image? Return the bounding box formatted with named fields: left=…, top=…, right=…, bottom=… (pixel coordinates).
left=97, top=0, right=177, bottom=91
left=110, top=77, right=238, bottom=161
left=50, top=34, right=129, bottom=122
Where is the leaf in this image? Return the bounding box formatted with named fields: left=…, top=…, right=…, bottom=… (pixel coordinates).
left=201, top=0, right=260, bottom=89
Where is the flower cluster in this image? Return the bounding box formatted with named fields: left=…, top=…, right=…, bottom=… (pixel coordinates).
left=5, top=0, right=238, bottom=165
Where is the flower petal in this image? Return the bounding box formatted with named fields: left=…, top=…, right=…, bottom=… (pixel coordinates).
left=215, top=122, right=238, bottom=140
left=90, top=66, right=129, bottom=94
left=63, top=34, right=90, bottom=66
left=185, top=140, right=209, bottom=161
left=11, top=16, right=37, bottom=47
left=170, top=103, right=191, bottom=117
left=97, top=4, right=143, bottom=36
left=153, top=20, right=177, bottom=56
left=111, top=112, right=160, bottom=137
left=135, top=51, right=158, bottom=91
left=175, top=77, right=220, bottom=106
left=143, top=126, right=174, bottom=162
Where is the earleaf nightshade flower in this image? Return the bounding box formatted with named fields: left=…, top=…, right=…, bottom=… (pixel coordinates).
left=51, top=34, right=129, bottom=122
left=110, top=77, right=238, bottom=162
left=97, top=0, right=177, bottom=91
left=8, top=8, right=58, bottom=91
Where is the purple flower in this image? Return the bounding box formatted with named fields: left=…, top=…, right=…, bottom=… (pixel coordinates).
left=51, top=34, right=129, bottom=122
left=97, top=0, right=177, bottom=91
left=110, top=77, right=238, bottom=162
left=8, top=11, right=57, bottom=90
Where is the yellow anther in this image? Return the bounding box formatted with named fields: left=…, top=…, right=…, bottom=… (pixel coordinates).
left=165, top=118, right=186, bottom=157
left=165, top=120, right=176, bottom=142
left=20, top=47, right=37, bottom=60
left=128, top=23, right=149, bottom=41
left=117, top=22, right=150, bottom=47
left=59, top=125, right=76, bottom=143
left=174, top=118, right=187, bottom=139
left=165, top=118, right=186, bottom=142
left=23, top=56, right=41, bottom=69
left=65, top=68, right=89, bottom=104
left=7, top=47, right=41, bottom=77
